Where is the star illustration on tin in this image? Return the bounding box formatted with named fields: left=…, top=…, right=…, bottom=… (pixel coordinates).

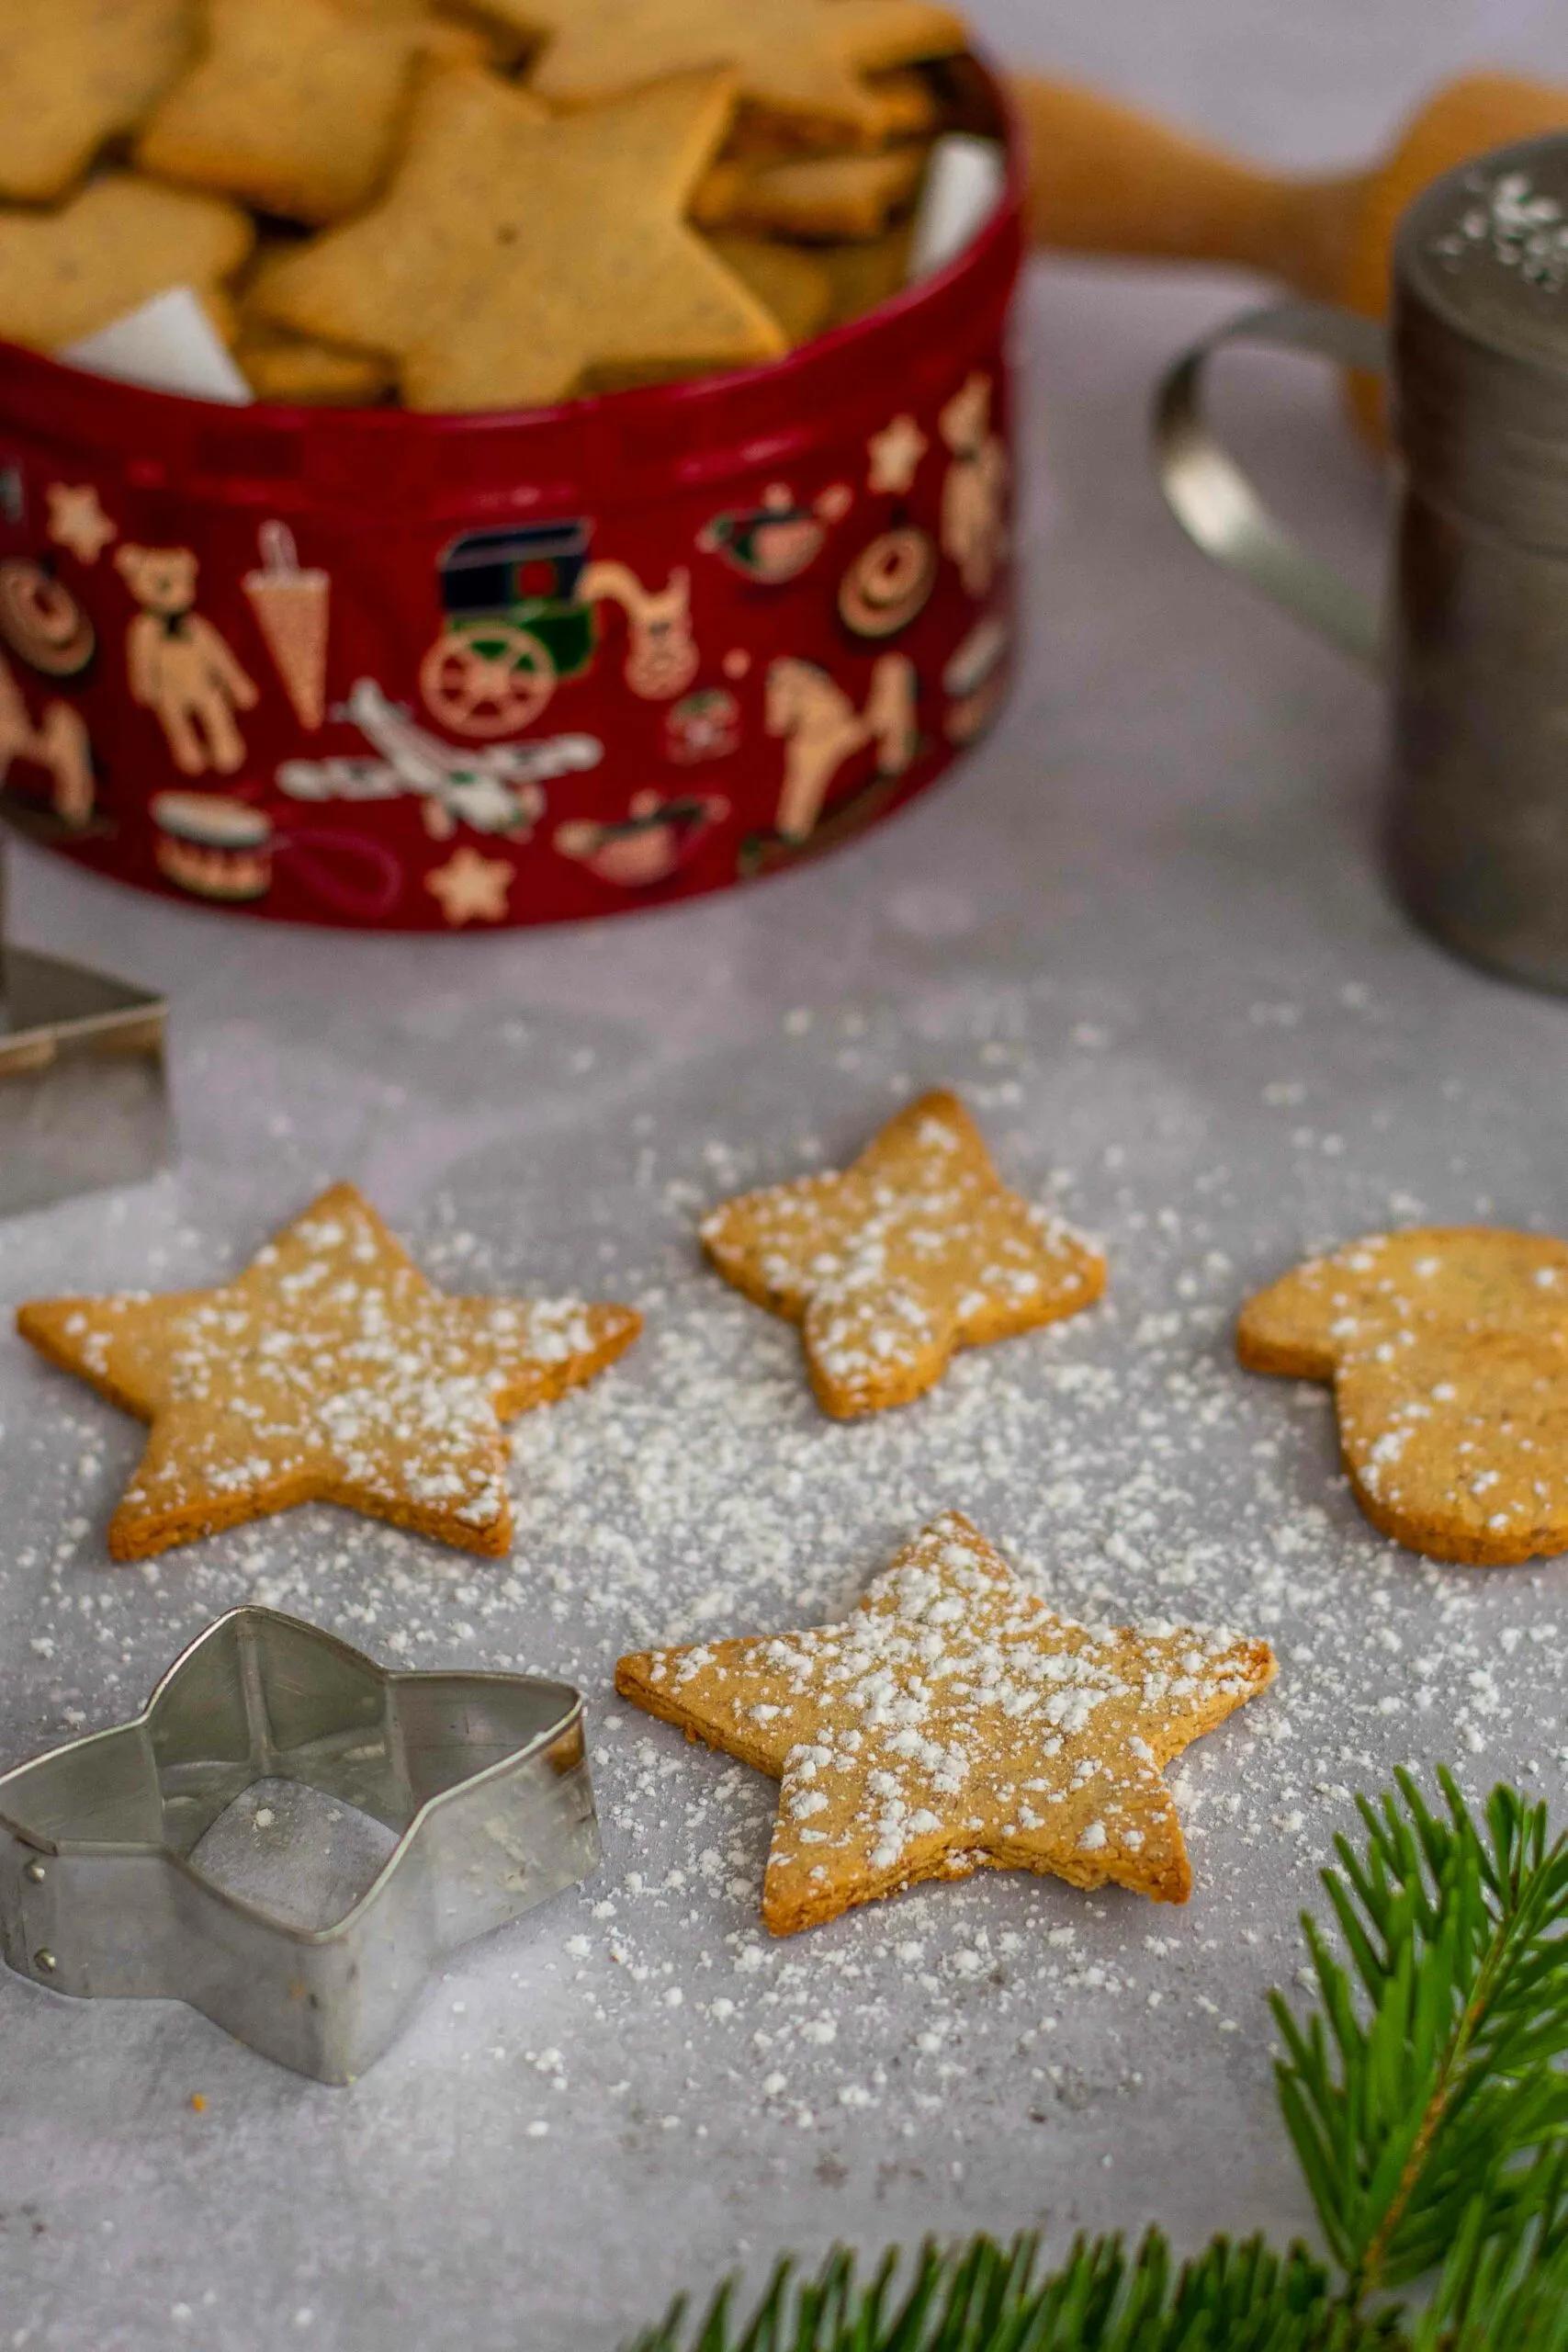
left=866, top=413, right=929, bottom=495
left=616, top=1511, right=1277, bottom=1933
left=17, top=1183, right=641, bottom=1559
left=700, top=1089, right=1106, bottom=1417
left=425, top=844, right=513, bottom=925
left=45, top=481, right=117, bottom=565
left=0, top=1607, right=600, bottom=2080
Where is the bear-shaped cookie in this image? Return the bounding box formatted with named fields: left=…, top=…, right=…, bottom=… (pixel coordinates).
left=1238, top=1227, right=1568, bottom=1566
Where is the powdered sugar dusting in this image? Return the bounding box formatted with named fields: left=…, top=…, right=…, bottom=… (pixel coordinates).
left=1, top=977, right=1562, bottom=2335
left=1432, top=167, right=1568, bottom=294
left=701, top=1089, right=1104, bottom=1413
left=619, top=1510, right=1271, bottom=1927
left=18, top=1185, right=639, bottom=1556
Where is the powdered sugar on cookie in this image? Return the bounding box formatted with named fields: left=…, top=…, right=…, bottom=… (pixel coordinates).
left=700, top=1089, right=1106, bottom=1416
left=17, top=1183, right=641, bottom=1560
left=1239, top=1227, right=1568, bottom=1565
left=617, top=1510, right=1275, bottom=1930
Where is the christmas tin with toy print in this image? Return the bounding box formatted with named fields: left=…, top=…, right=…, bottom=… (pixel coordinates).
left=0, top=97, right=1021, bottom=933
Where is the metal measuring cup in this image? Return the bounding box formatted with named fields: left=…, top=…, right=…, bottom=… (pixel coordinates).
left=1156, top=130, right=1568, bottom=996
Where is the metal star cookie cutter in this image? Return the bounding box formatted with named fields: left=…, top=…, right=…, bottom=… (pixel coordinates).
left=0, top=837, right=172, bottom=1217
left=0, top=1608, right=599, bottom=2083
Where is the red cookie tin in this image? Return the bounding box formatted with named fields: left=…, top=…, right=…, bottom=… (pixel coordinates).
left=0, top=72, right=1022, bottom=932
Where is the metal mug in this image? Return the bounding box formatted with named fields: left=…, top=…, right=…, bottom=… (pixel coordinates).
left=1155, top=130, right=1568, bottom=996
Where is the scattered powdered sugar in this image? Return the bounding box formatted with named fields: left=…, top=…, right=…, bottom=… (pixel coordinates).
left=1431, top=167, right=1568, bottom=294
left=0, top=978, right=1562, bottom=2299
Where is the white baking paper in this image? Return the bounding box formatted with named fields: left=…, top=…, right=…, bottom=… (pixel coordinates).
left=61, top=286, right=253, bottom=404
left=908, top=133, right=1008, bottom=282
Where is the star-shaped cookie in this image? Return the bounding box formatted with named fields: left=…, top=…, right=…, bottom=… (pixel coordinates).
left=616, top=1511, right=1276, bottom=1932
left=1239, top=1227, right=1568, bottom=1565
left=0, top=0, right=193, bottom=203
left=17, top=1183, right=641, bottom=1560
left=700, top=1090, right=1106, bottom=1417
left=137, top=0, right=458, bottom=224
left=253, top=65, right=785, bottom=412
left=0, top=173, right=253, bottom=354
left=500, top=0, right=965, bottom=143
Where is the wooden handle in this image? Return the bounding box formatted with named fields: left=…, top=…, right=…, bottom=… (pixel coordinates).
left=1010, top=74, right=1365, bottom=299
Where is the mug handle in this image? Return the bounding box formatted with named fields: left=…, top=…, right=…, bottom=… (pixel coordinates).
left=1153, top=299, right=1390, bottom=670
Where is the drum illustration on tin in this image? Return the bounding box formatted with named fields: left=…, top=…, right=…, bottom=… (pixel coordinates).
left=151, top=790, right=402, bottom=918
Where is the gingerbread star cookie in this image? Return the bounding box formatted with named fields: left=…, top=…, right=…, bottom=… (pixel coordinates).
left=694, top=146, right=926, bottom=241
left=17, top=1184, right=640, bottom=1561
left=0, top=174, right=253, bottom=353
left=500, top=0, right=964, bottom=144
left=253, top=65, right=785, bottom=412
left=617, top=1511, right=1275, bottom=1932
left=0, top=0, right=194, bottom=203
left=701, top=1090, right=1105, bottom=1418
left=137, top=0, right=461, bottom=225
left=1239, top=1227, right=1568, bottom=1566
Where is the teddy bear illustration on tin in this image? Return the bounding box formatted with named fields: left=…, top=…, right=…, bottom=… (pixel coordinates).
left=938, top=372, right=1010, bottom=599
left=116, top=545, right=258, bottom=776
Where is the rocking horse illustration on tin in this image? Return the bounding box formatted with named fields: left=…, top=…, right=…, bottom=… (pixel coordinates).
left=0, top=649, right=96, bottom=832
left=740, top=651, right=921, bottom=876
left=419, top=521, right=698, bottom=739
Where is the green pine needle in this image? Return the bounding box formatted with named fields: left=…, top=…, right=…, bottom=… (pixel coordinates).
left=1413, top=2152, right=1568, bottom=2351
left=625, top=2232, right=1393, bottom=2352
left=1270, top=1769, right=1568, bottom=2299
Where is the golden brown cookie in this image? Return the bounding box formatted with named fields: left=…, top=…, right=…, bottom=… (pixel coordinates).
left=502, top=0, right=966, bottom=145
left=18, top=1183, right=641, bottom=1561
left=0, top=174, right=253, bottom=353
left=701, top=1090, right=1105, bottom=1418
left=696, top=146, right=927, bottom=240
left=0, top=0, right=195, bottom=203
left=136, top=0, right=454, bottom=225
left=251, top=65, right=785, bottom=411
left=235, top=322, right=396, bottom=405
left=704, top=233, right=833, bottom=344
left=1238, top=1227, right=1568, bottom=1565
left=819, top=222, right=914, bottom=324
left=616, top=1510, right=1276, bottom=1932
left=861, top=65, right=942, bottom=141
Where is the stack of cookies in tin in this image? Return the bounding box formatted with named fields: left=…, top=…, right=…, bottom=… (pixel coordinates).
left=0, top=0, right=991, bottom=408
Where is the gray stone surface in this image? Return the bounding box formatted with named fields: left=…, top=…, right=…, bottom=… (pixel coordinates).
left=4, top=6, right=1568, bottom=2345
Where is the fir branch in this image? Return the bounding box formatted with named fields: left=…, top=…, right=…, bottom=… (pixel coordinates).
left=1270, top=1769, right=1568, bottom=2300
left=1412, top=2152, right=1568, bottom=2351
left=625, top=2232, right=1393, bottom=2352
